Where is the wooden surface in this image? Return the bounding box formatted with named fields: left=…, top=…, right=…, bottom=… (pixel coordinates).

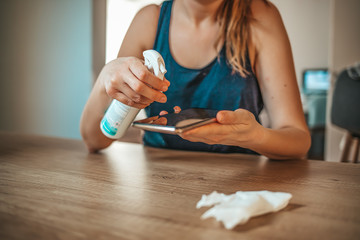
left=0, top=131, right=359, bottom=240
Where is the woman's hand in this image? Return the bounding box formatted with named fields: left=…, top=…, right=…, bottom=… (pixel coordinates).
left=180, top=109, right=264, bottom=149
left=100, top=57, right=170, bottom=109
left=144, top=106, right=181, bottom=126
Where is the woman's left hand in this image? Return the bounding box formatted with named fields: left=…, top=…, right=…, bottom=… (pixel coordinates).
left=179, top=108, right=265, bottom=149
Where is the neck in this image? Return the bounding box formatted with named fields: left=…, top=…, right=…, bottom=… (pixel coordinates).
left=176, top=0, right=223, bottom=26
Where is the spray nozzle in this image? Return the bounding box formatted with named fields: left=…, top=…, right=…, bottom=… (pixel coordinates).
left=143, top=50, right=167, bottom=80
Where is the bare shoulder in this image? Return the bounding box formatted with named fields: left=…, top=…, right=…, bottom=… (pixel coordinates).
left=249, top=0, right=288, bottom=51
left=118, top=4, right=161, bottom=58
left=134, top=4, right=161, bottom=27
left=250, top=0, right=283, bottom=26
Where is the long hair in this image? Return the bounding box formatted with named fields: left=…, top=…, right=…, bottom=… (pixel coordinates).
left=216, top=0, right=267, bottom=76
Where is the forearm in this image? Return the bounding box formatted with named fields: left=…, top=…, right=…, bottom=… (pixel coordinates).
left=80, top=74, right=114, bottom=152
left=250, top=126, right=311, bottom=160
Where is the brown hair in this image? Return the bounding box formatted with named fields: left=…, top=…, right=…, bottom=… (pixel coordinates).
left=216, top=0, right=267, bottom=76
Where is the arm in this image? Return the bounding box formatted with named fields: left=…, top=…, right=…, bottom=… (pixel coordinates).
left=250, top=1, right=311, bottom=158
left=181, top=1, right=311, bottom=159
left=80, top=5, right=169, bottom=152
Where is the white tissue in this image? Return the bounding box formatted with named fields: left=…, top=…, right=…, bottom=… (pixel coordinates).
left=196, top=190, right=292, bottom=229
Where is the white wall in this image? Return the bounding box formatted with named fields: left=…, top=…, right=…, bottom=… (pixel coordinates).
left=0, top=0, right=93, bottom=139
left=271, top=0, right=330, bottom=85
left=326, top=0, right=360, bottom=162
left=106, top=0, right=163, bottom=63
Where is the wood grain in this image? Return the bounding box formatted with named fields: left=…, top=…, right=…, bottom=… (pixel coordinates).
left=0, top=131, right=359, bottom=240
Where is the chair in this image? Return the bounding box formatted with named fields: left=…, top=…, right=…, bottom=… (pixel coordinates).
left=302, top=69, right=330, bottom=160
left=306, top=94, right=327, bottom=160
left=331, top=64, right=360, bottom=163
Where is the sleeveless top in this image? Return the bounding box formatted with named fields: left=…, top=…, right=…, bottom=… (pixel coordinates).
left=144, top=0, right=263, bottom=154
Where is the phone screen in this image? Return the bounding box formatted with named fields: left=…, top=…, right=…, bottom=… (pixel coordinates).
left=132, top=108, right=219, bottom=134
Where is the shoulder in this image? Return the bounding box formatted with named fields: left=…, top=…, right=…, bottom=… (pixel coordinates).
left=134, top=4, right=161, bottom=24
left=118, top=4, right=161, bottom=57
left=250, top=0, right=283, bottom=26
left=249, top=0, right=288, bottom=52
left=128, top=4, right=161, bottom=49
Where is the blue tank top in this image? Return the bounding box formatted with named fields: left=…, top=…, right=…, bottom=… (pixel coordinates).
left=144, top=0, right=263, bottom=154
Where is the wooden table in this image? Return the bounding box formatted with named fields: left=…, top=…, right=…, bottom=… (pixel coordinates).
left=0, top=132, right=359, bottom=240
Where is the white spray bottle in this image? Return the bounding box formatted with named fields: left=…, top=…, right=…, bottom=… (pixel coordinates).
left=100, top=50, right=167, bottom=139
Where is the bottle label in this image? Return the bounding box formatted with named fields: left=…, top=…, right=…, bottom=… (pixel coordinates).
left=101, top=101, right=131, bottom=136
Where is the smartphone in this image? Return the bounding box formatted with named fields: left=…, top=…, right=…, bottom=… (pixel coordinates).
left=132, top=108, right=218, bottom=135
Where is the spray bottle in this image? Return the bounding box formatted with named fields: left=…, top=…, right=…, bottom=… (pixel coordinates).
left=100, top=50, right=167, bottom=139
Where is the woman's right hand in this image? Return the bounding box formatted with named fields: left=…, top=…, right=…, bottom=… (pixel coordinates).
left=100, top=57, right=170, bottom=109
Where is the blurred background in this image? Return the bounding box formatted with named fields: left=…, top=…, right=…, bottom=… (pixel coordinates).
left=0, top=0, right=359, bottom=162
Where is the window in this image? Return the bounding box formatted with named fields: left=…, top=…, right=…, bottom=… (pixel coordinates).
left=106, top=0, right=163, bottom=63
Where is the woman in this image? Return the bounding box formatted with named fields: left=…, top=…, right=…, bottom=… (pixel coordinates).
left=80, top=0, right=311, bottom=159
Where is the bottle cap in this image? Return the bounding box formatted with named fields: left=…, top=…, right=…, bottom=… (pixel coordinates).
left=143, top=50, right=167, bottom=80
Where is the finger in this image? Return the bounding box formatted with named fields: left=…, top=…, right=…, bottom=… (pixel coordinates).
left=216, top=109, right=251, bottom=124
left=173, top=106, right=181, bottom=113
left=110, top=91, right=149, bottom=109
left=123, top=70, right=167, bottom=103
left=179, top=131, right=203, bottom=143
left=107, top=78, right=153, bottom=106
left=137, top=95, right=153, bottom=105
left=164, top=78, right=170, bottom=87
left=153, top=117, right=167, bottom=125
left=180, top=131, right=219, bottom=145
left=113, top=81, right=153, bottom=105
left=180, top=124, right=231, bottom=145
left=181, top=122, right=220, bottom=137
left=136, top=116, right=159, bottom=123
left=159, top=111, right=168, bottom=116
left=129, top=60, right=169, bottom=91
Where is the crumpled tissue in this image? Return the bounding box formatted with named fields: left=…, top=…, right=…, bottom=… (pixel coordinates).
left=196, top=190, right=292, bottom=229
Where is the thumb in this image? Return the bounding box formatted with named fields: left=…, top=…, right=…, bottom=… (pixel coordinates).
left=216, top=109, right=251, bottom=124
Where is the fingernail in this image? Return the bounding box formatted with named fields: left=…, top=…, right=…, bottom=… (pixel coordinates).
left=162, top=86, right=168, bottom=91
left=160, top=96, right=167, bottom=103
